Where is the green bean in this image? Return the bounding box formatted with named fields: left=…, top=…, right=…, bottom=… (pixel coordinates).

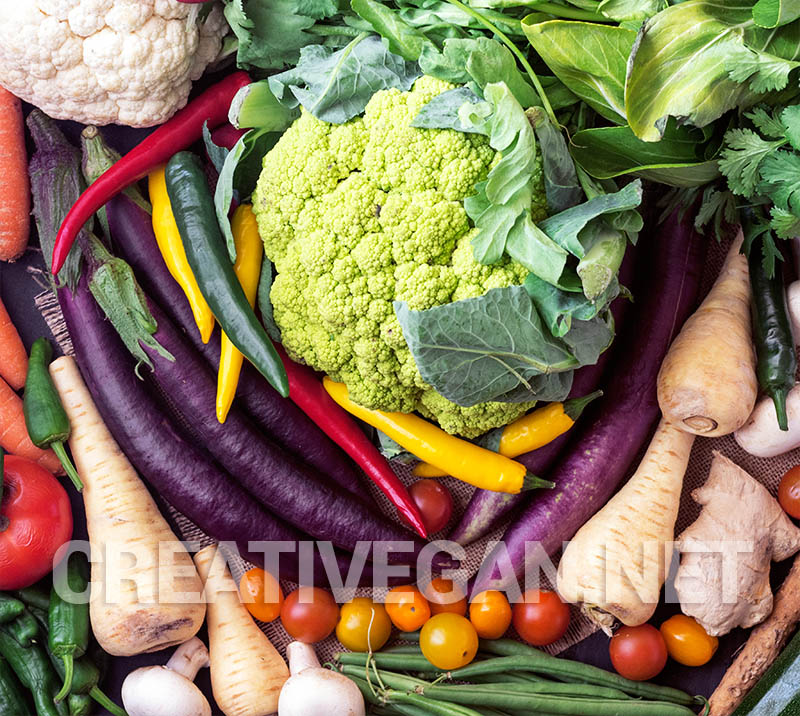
left=382, top=644, right=427, bottom=655
left=465, top=672, right=546, bottom=685
left=337, top=652, right=435, bottom=672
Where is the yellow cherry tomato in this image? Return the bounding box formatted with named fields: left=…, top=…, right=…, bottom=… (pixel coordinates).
left=469, top=590, right=512, bottom=640
left=336, top=597, right=392, bottom=652
left=239, top=568, right=284, bottom=623
left=424, top=578, right=467, bottom=617
left=385, top=585, right=431, bottom=632
left=660, top=614, right=719, bottom=667
left=420, top=613, right=479, bottom=670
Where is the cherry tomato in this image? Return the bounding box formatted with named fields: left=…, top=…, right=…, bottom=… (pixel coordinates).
left=407, top=480, right=453, bottom=534
left=779, top=466, right=800, bottom=519
left=610, top=624, right=668, bottom=681
left=239, top=568, right=284, bottom=623
left=512, top=589, right=570, bottom=646
left=336, top=597, right=392, bottom=652
left=420, top=613, right=478, bottom=670
left=385, top=585, right=431, bottom=632
left=280, top=587, right=339, bottom=643
left=424, top=578, right=467, bottom=617
left=469, top=590, right=512, bottom=639
left=0, top=455, right=72, bottom=590
left=660, top=615, right=718, bottom=667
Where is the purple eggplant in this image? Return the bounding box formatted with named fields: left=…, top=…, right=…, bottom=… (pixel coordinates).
left=472, top=209, right=706, bottom=593
left=449, top=244, right=639, bottom=545
left=106, top=194, right=367, bottom=499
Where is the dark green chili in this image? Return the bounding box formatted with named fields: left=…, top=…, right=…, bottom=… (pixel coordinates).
left=49, top=555, right=89, bottom=701
left=0, top=655, right=29, bottom=716
left=23, top=338, right=82, bottom=490
left=745, top=223, right=796, bottom=431
left=15, top=587, right=51, bottom=613
left=5, top=610, right=39, bottom=648
left=67, top=693, right=92, bottom=716
left=0, top=595, right=24, bottom=625
left=164, top=152, right=289, bottom=397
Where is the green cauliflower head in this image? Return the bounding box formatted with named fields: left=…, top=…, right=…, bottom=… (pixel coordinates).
left=254, top=76, right=546, bottom=438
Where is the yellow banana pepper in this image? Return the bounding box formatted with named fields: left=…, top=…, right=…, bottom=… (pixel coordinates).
left=323, top=378, right=554, bottom=494
left=216, top=205, right=264, bottom=423
left=413, top=391, right=602, bottom=478
left=149, top=166, right=215, bottom=343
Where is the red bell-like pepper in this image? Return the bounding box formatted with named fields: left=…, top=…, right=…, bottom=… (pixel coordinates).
left=274, top=344, right=429, bottom=539
left=51, top=71, right=251, bottom=274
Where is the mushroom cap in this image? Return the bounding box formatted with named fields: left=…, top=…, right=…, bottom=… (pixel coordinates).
left=122, top=666, right=211, bottom=716
left=278, top=668, right=365, bottom=716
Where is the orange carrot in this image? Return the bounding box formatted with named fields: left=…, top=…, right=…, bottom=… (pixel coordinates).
left=0, top=86, right=30, bottom=261
left=0, top=375, right=60, bottom=473
left=0, top=296, right=27, bottom=390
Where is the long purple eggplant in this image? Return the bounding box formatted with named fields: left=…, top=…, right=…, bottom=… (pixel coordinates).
left=106, top=194, right=366, bottom=499
left=449, top=244, right=639, bottom=545
left=58, top=275, right=395, bottom=586
left=471, top=209, right=706, bottom=593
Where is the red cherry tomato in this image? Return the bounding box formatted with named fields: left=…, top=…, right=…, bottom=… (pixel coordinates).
left=512, top=589, right=570, bottom=646
left=406, top=479, right=453, bottom=534
left=0, top=455, right=73, bottom=590
left=609, top=625, right=668, bottom=681
left=280, top=587, right=339, bottom=643
left=779, top=466, right=800, bottom=519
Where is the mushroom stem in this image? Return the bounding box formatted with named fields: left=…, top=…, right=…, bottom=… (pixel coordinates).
left=165, top=637, right=210, bottom=681
left=286, top=642, right=321, bottom=676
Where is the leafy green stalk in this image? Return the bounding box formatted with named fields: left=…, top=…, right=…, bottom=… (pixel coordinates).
left=576, top=227, right=626, bottom=300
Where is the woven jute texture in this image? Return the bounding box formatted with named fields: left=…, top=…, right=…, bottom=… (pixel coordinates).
left=36, top=231, right=793, bottom=664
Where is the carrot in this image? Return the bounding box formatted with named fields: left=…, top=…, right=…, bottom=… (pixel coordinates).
left=557, top=419, right=695, bottom=631
left=49, top=356, right=206, bottom=657
left=0, top=374, right=60, bottom=473
left=657, top=232, right=757, bottom=437
left=194, top=545, right=289, bottom=716
left=0, top=296, right=27, bottom=389
left=0, top=86, right=30, bottom=261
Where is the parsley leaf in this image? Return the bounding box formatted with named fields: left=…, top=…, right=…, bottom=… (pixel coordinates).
left=718, top=128, right=785, bottom=197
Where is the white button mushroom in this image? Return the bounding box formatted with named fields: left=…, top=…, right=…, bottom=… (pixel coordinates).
left=121, top=637, right=212, bottom=716
left=278, top=641, right=365, bottom=716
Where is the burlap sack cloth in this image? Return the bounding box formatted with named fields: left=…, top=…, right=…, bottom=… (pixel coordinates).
left=36, top=231, right=795, bottom=664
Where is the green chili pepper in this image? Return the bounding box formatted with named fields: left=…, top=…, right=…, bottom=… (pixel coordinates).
left=5, top=610, right=39, bottom=648
left=0, top=595, right=24, bottom=625
left=164, top=152, right=289, bottom=397
left=23, top=338, right=82, bottom=491
left=67, top=693, right=92, bottom=716
left=49, top=555, right=89, bottom=702
left=0, top=655, right=29, bottom=716
left=0, top=622, right=68, bottom=716
left=746, top=225, right=797, bottom=431
left=15, top=587, right=51, bottom=613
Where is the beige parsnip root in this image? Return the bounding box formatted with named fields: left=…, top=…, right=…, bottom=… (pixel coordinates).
left=675, top=452, right=800, bottom=637
left=557, top=419, right=695, bottom=630
left=657, top=232, right=757, bottom=437
left=194, top=545, right=289, bottom=716
left=49, top=356, right=206, bottom=656
left=708, top=554, right=800, bottom=716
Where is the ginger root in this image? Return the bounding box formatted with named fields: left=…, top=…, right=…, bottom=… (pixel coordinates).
left=674, top=452, right=800, bottom=637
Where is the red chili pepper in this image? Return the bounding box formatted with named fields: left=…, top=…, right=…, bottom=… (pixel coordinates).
left=211, top=123, right=247, bottom=150
left=52, top=71, right=251, bottom=274
left=274, top=344, right=428, bottom=539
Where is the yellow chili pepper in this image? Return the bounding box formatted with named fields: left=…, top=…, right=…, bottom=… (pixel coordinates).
left=148, top=166, right=215, bottom=344
left=323, top=378, right=554, bottom=494
left=412, top=391, right=602, bottom=478
left=216, top=205, right=264, bottom=423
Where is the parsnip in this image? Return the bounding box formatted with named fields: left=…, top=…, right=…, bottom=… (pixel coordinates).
left=194, top=545, right=289, bottom=716
left=557, top=419, right=695, bottom=630
left=735, top=383, right=800, bottom=457
left=49, top=356, right=205, bottom=656
left=657, top=232, right=757, bottom=437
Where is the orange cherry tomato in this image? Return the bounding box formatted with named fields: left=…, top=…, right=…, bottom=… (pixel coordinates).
left=512, top=589, right=570, bottom=646
left=239, top=568, right=284, bottom=623
left=424, top=578, right=467, bottom=617
left=469, top=590, right=512, bottom=640
left=280, top=587, right=339, bottom=643
left=660, top=615, right=718, bottom=667
left=420, top=613, right=478, bottom=670
left=610, top=624, right=668, bottom=681
left=779, top=466, right=800, bottom=519
left=385, top=585, right=431, bottom=632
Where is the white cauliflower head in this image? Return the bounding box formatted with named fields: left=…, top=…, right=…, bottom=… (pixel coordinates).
left=0, top=0, right=228, bottom=127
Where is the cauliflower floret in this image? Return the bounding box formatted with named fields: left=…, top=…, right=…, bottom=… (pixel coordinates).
left=0, top=0, right=227, bottom=127
left=255, top=76, right=545, bottom=436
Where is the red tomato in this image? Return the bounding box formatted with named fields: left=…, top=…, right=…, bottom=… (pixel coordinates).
left=609, top=625, right=668, bottom=681
left=406, top=479, right=453, bottom=534
left=779, top=466, right=800, bottom=519
left=512, top=589, right=570, bottom=646
left=280, top=587, right=339, bottom=643
left=0, top=455, right=73, bottom=590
